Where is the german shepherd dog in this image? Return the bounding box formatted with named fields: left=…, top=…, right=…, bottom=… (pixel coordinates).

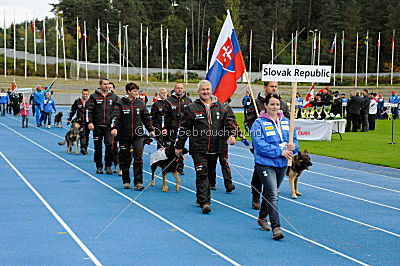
left=54, top=111, right=63, bottom=128
left=150, top=146, right=188, bottom=192
left=286, top=150, right=312, bottom=199
left=58, top=119, right=82, bottom=155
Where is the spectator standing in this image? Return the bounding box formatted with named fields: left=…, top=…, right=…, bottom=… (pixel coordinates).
left=345, top=91, right=362, bottom=132
left=0, top=88, right=10, bottom=116
left=20, top=96, right=30, bottom=128
left=389, top=91, right=399, bottom=119
left=368, top=93, right=378, bottom=130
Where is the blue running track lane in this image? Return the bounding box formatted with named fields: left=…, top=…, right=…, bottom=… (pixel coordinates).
left=1, top=112, right=399, bottom=265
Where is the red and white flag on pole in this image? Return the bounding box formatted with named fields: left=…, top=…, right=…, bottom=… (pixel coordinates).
left=303, top=84, right=315, bottom=108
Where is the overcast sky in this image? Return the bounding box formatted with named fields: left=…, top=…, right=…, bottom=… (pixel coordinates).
left=1, top=0, right=57, bottom=27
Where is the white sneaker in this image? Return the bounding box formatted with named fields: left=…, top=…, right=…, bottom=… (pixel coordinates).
left=47, top=125, right=51, bottom=129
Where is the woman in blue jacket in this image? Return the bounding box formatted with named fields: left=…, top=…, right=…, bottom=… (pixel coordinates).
left=251, top=94, right=299, bottom=240
left=0, top=88, right=10, bottom=116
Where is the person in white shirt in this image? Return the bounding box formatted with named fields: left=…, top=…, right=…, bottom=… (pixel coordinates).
left=368, top=92, right=378, bottom=131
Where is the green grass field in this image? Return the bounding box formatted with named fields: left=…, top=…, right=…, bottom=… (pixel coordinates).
left=235, top=113, right=399, bottom=169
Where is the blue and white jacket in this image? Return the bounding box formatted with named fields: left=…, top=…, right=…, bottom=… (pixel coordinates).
left=251, top=111, right=299, bottom=168
left=40, top=97, right=57, bottom=113
left=0, top=93, right=10, bottom=104
left=389, top=95, right=399, bottom=104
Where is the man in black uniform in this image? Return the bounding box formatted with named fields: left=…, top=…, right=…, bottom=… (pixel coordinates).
left=112, top=83, right=155, bottom=190
left=87, top=78, right=118, bottom=175
left=345, top=91, right=362, bottom=132
left=67, top=89, right=90, bottom=155
left=244, top=81, right=288, bottom=210
left=360, top=89, right=370, bottom=132
left=151, top=88, right=171, bottom=148
left=167, top=83, right=192, bottom=175
left=175, top=80, right=235, bottom=214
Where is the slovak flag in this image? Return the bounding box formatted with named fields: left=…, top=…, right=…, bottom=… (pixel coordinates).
left=329, top=36, right=336, bottom=53
left=303, top=84, right=315, bottom=108
left=206, top=10, right=245, bottom=103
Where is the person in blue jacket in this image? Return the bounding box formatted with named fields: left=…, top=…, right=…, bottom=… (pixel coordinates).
left=33, top=86, right=54, bottom=127
left=0, top=88, right=10, bottom=116
left=295, top=92, right=303, bottom=108
left=40, top=92, right=57, bottom=128
left=251, top=94, right=299, bottom=240
left=389, top=91, right=399, bottom=119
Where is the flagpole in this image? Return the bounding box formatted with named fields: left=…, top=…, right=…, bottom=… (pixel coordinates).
left=313, top=32, right=317, bottom=65
left=166, top=28, right=169, bottom=84
left=140, top=23, right=143, bottom=81
left=249, top=30, right=253, bottom=82
left=13, top=11, right=16, bottom=73
left=365, top=30, right=369, bottom=85
left=97, top=19, right=100, bottom=78
left=43, top=18, right=47, bottom=80
left=294, top=30, right=297, bottom=65
left=3, top=11, right=6, bottom=78
left=200, top=3, right=206, bottom=60
left=161, top=25, right=164, bottom=82
left=84, top=20, right=88, bottom=81
left=146, top=26, right=149, bottom=84
left=61, top=18, right=67, bottom=80
left=341, top=31, right=344, bottom=82
left=185, top=27, right=188, bottom=84
left=24, top=18, right=27, bottom=79
left=106, top=22, right=109, bottom=79
left=376, top=32, right=381, bottom=87
left=125, top=25, right=129, bottom=82
left=76, top=17, right=79, bottom=80
left=291, top=32, right=293, bottom=65
left=205, top=28, right=210, bottom=74
left=271, top=30, right=274, bottom=64
left=355, top=32, right=358, bottom=87
left=32, top=14, right=36, bottom=72
left=197, top=1, right=200, bottom=61
left=317, top=31, right=321, bottom=65
left=333, top=33, right=337, bottom=87
left=391, top=30, right=395, bottom=85
left=310, top=31, right=314, bottom=65
left=191, top=2, right=195, bottom=65
left=118, top=21, right=121, bottom=82
left=55, top=17, right=58, bottom=76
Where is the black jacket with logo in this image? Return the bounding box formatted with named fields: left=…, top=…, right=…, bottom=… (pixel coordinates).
left=150, top=99, right=171, bottom=130
left=87, top=89, right=119, bottom=126
left=175, top=96, right=235, bottom=155
left=112, top=96, right=154, bottom=139
left=68, top=98, right=89, bottom=123
left=244, top=91, right=289, bottom=129
left=166, top=91, right=192, bottom=130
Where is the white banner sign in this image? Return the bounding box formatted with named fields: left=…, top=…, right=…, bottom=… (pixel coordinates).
left=294, top=119, right=333, bottom=141
left=262, top=64, right=332, bottom=83
left=14, top=88, right=33, bottom=94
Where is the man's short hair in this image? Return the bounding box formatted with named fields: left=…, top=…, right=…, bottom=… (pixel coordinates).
left=363, top=89, right=369, bottom=93
left=99, top=78, right=109, bottom=85
left=198, top=80, right=212, bottom=90
left=109, top=82, right=115, bottom=89
left=263, top=81, right=271, bottom=86
left=125, top=82, right=140, bottom=93
left=82, top=89, right=89, bottom=93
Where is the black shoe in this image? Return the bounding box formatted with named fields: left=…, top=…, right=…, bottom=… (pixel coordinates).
left=257, top=218, right=271, bottom=231
left=134, top=183, right=145, bottom=191
left=252, top=196, right=261, bottom=210
left=96, top=167, right=103, bottom=174
left=201, top=204, right=211, bottom=214
left=195, top=200, right=201, bottom=207
left=225, top=184, right=235, bottom=193
left=272, top=227, right=284, bottom=240
left=105, top=167, right=112, bottom=175
left=210, top=186, right=216, bottom=191
left=178, top=170, right=185, bottom=175
left=81, top=149, right=87, bottom=155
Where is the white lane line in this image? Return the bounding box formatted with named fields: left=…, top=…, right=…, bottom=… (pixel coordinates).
left=0, top=123, right=240, bottom=266
left=178, top=163, right=400, bottom=238
left=230, top=163, right=400, bottom=212
left=145, top=170, right=369, bottom=266
left=228, top=145, right=400, bottom=180
left=0, top=152, right=102, bottom=266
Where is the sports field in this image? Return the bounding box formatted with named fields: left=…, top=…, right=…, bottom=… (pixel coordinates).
left=1, top=108, right=399, bottom=265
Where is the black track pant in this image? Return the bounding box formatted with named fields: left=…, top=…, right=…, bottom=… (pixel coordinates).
left=208, top=143, right=233, bottom=189
left=80, top=124, right=90, bottom=151
left=368, top=114, right=376, bottom=130
left=119, top=137, right=144, bottom=185
left=93, top=125, right=112, bottom=168
left=191, top=153, right=218, bottom=206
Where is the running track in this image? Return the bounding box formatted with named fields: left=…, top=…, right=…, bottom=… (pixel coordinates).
left=1, top=111, right=399, bottom=265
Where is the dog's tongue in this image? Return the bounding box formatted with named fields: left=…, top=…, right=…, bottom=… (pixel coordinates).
left=307, top=167, right=311, bottom=170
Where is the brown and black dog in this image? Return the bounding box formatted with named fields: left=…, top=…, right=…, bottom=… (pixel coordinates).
left=58, top=119, right=82, bottom=155
left=150, top=146, right=188, bottom=192
left=287, top=150, right=312, bottom=199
